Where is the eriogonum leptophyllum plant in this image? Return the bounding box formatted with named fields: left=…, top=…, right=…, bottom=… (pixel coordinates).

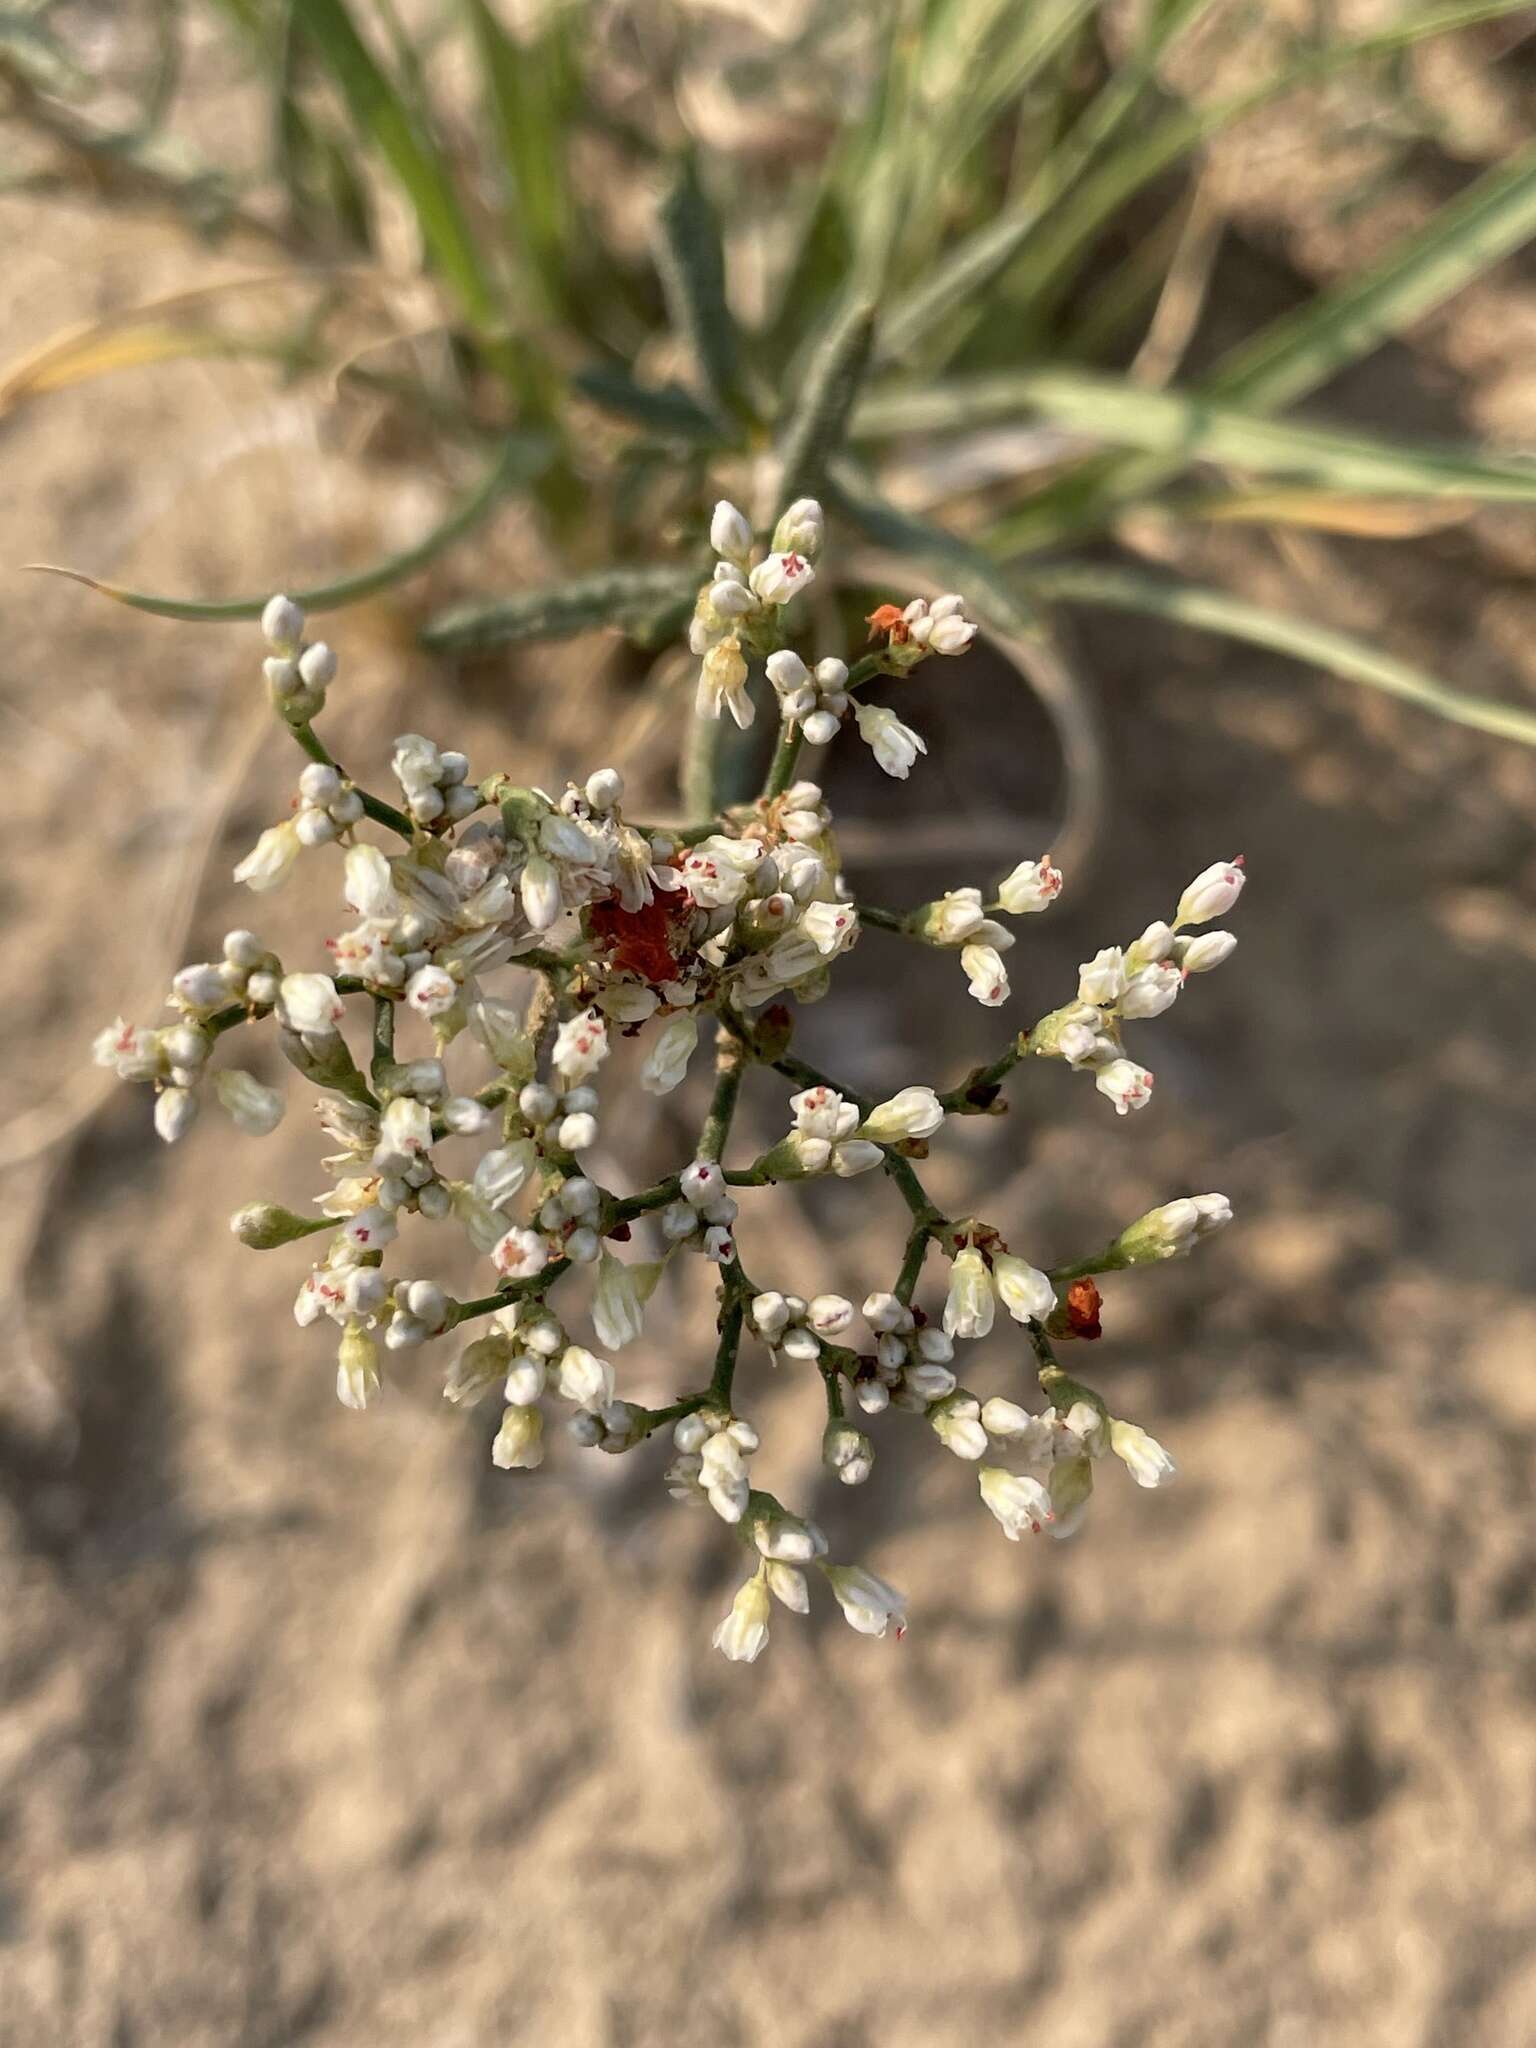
left=94, top=498, right=1244, bottom=1664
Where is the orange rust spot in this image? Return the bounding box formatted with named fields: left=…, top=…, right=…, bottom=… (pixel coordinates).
left=1064, top=1277, right=1103, bottom=1342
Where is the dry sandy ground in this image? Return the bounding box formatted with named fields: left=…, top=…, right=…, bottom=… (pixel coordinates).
left=6, top=32, right=1536, bottom=2048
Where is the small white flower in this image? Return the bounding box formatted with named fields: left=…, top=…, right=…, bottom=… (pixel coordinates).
left=1094, top=1058, right=1154, bottom=1116
left=923, top=887, right=987, bottom=945
left=492, top=1402, right=544, bottom=1470
left=696, top=635, right=756, bottom=730
left=1175, top=858, right=1245, bottom=927
left=908, top=594, right=977, bottom=655
left=405, top=965, right=458, bottom=1019
left=557, top=1344, right=615, bottom=1410
left=277, top=972, right=345, bottom=1037
left=807, top=1294, right=854, bottom=1337
left=1178, top=930, right=1238, bottom=973
left=979, top=1399, right=1053, bottom=1455
left=859, top=1085, right=943, bottom=1143
left=261, top=593, right=305, bottom=652
left=154, top=1086, right=197, bottom=1144
left=771, top=497, right=824, bottom=559
left=765, top=649, right=811, bottom=698
left=712, top=1570, right=771, bottom=1663
left=979, top=1466, right=1055, bottom=1540
left=996, top=855, right=1063, bottom=915
left=1115, top=1192, right=1232, bottom=1263
left=336, top=1322, right=380, bottom=1411
left=375, top=1093, right=432, bottom=1166
left=94, top=1017, right=162, bottom=1082
left=1109, top=1419, right=1178, bottom=1488
left=519, top=852, right=562, bottom=931
left=640, top=1010, right=698, bottom=1096
left=491, top=1226, right=549, bottom=1280
left=931, top=1394, right=987, bottom=1461
left=749, top=550, right=815, bottom=606
left=798, top=899, right=859, bottom=958
left=213, top=1068, right=284, bottom=1136
left=592, top=1249, right=644, bottom=1351
left=1119, top=962, right=1182, bottom=1019
left=552, top=1009, right=609, bottom=1083
left=233, top=820, right=303, bottom=894
left=961, top=942, right=1010, bottom=1007
left=764, top=1561, right=809, bottom=1612
left=681, top=834, right=764, bottom=909
left=1078, top=947, right=1127, bottom=1007
left=710, top=499, right=753, bottom=562
left=943, top=1248, right=995, bottom=1341
left=854, top=700, right=927, bottom=780
left=990, top=1251, right=1055, bottom=1325
left=822, top=1563, right=907, bottom=1638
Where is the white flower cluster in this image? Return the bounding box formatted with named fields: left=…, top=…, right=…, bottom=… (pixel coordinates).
left=89, top=499, right=1246, bottom=1667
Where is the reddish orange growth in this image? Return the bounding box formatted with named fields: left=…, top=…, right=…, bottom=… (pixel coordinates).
left=587, top=887, right=686, bottom=986
left=865, top=603, right=911, bottom=646
left=1064, top=1278, right=1103, bottom=1342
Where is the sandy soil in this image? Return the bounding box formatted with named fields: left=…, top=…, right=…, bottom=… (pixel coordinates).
left=5, top=22, right=1536, bottom=2048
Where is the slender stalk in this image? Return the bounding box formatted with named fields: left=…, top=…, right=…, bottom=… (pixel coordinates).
left=707, top=1285, right=746, bottom=1406
left=697, top=1025, right=747, bottom=1163
left=449, top=1258, right=572, bottom=1327
left=761, top=717, right=804, bottom=802
left=856, top=902, right=910, bottom=934
left=370, top=994, right=395, bottom=1084
left=682, top=701, right=724, bottom=823
left=894, top=1222, right=932, bottom=1304
left=289, top=721, right=415, bottom=839
left=938, top=1030, right=1033, bottom=1114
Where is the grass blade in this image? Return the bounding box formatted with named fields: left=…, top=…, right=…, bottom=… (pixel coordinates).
left=463, top=0, right=576, bottom=324
left=296, top=0, right=502, bottom=335
left=654, top=155, right=745, bottom=429
left=574, top=365, right=720, bottom=444
left=775, top=300, right=877, bottom=508
left=420, top=566, right=700, bottom=651
left=1025, top=561, right=1536, bottom=746
left=858, top=366, right=1536, bottom=500
left=31, top=437, right=545, bottom=621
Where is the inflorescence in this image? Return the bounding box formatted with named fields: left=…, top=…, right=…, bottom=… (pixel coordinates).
left=94, top=496, right=1244, bottom=1663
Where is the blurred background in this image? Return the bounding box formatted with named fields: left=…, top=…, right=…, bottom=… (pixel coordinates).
left=4, top=2, right=1536, bottom=2043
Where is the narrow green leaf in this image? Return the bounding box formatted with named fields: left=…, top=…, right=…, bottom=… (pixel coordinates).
left=30, top=437, right=545, bottom=621
left=296, top=0, right=502, bottom=334
left=1212, top=143, right=1536, bottom=410
left=574, top=365, right=720, bottom=443
left=420, top=566, right=699, bottom=652
left=824, top=463, right=1043, bottom=641
left=654, top=156, right=744, bottom=428
left=464, top=0, right=576, bottom=324
left=858, top=367, right=1536, bottom=501
left=1025, top=561, right=1536, bottom=746
left=775, top=301, right=877, bottom=509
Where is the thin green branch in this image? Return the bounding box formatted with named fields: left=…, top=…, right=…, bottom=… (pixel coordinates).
left=289, top=721, right=415, bottom=838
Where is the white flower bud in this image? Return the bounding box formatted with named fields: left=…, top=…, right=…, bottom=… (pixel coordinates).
left=750, top=1292, right=792, bottom=1340
left=764, top=1560, right=809, bottom=1611
left=830, top=1139, right=883, bottom=1178
left=405, top=965, right=458, bottom=1019
left=801, top=709, right=840, bottom=747
left=1178, top=930, right=1238, bottom=973
left=821, top=1564, right=906, bottom=1638
left=329, top=788, right=364, bottom=827
left=294, top=807, right=336, bottom=848
left=556, top=1111, right=597, bottom=1152
left=1119, top=962, right=1182, bottom=1019
left=808, top=1294, right=854, bottom=1337
left=552, top=1010, right=608, bottom=1083
left=1109, top=1419, right=1177, bottom=1488
left=503, top=1353, right=547, bottom=1407
left=584, top=767, right=624, bottom=811
left=1114, top=1192, right=1231, bottom=1263
left=557, top=1344, right=614, bottom=1410
left=385, top=1311, right=428, bottom=1351
left=277, top=972, right=344, bottom=1037
left=961, top=942, right=1010, bottom=1007
left=931, top=1393, right=987, bottom=1460
left=996, top=855, right=1063, bottom=915
left=710, top=500, right=753, bottom=562
left=859, top=1085, right=943, bottom=1143
left=771, top=497, right=824, bottom=558
left=232, top=820, right=304, bottom=894
left=298, top=762, right=342, bottom=806
left=518, top=1082, right=558, bottom=1125
left=492, top=1403, right=544, bottom=1469
left=336, top=1321, right=379, bottom=1410
left=640, top=1010, right=698, bottom=1096
left=154, top=1086, right=197, bottom=1144
left=711, top=1571, right=771, bottom=1663
left=491, top=1225, right=549, bottom=1280
left=990, top=1251, right=1055, bottom=1325
left=862, top=1291, right=910, bottom=1334
left=943, top=1247, right=994, bottom=1341
left=261, top=593, right=305, bottom=652
left=823, top=1421, right=875, bottom=1485
left=564, top=1227, right=600, bottom=1264
left=213, top=1068, right=285, bottom=1136
left=979, top=1466, right=1054, bottom=1540
left=855, top=1378, right=890, bottom=1415
left=1078, top=947, right=1127, bottom=1007
left=1094, top=1058, right=1154, bottom=1116
left=1175, top=858, right=1245, bottom=927
left=853, top=700, right=927, bottom=780
left=904, top=1361, right=957, bottom=1402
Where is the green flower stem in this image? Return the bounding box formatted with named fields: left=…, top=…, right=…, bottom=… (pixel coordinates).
left=288, top=721, right=415, bottom=839
left=820, top=1360, right=846, bottom=1421
left=761, top=717, right=804, bottom=802
left=707, top=1281, right=746, bottom=1407
left=856, top=903, right=911, bottom=934
left=937, top=1030, right=1034, bottom=1115
left=448, top=1258, right=572, bottom=1328
left=697, top=1024, right=748, bottom=1163
left=608, top=1175, right=682, bottom=1226
left=371, top=994, right=395, bottom=1084
left=894, top=1221, right=933, bottom=1304
left=682, top=700, right=725, bottom=823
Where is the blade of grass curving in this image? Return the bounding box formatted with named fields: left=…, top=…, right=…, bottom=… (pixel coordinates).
left=30, top=437, right=545, bottom=621
left=420, top=566, right=700, bottom=652
left=825, top=463, right=1043, bottom=640
left=296, top=0, right=502, bottom=335
left=857, top=366, right=1536, bottom=500
left=654, top=155, right=746, bottom=430
left=1024, top=561, right=1536, bottom=746
left=464, top=0, right=576, bottom=325
left=774, top=300, right=877, bottom=508
left=883, top=0, right=1535, bottom=364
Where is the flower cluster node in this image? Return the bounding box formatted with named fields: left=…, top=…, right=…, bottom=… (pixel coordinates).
left=92, top=500, right=1245, bottom=1665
